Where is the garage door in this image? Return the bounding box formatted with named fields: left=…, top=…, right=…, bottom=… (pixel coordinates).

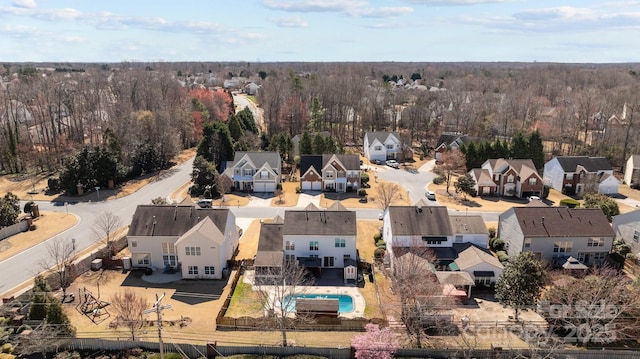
left=599, top=185, right=617, bottom=194
left=263, top=183, right=276, bottom=193
left=301, top=182, right=312, bottom=190
left=312, top=181, right=322, bottom=190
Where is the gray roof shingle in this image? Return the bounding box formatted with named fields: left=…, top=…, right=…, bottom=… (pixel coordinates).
left=388, top=206, right=452, bottom=236
left=127, top=205, right=231, bottom=237
left=283, top=209, right=356, bottom=236
left=228, top=151, right=282, bottom=171
left=508, top=207, right=614, bottom=238
left=555, top=156, right=613, bottom=172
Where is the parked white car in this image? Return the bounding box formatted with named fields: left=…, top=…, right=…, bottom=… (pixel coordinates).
left=426, top=191, right=436, bottom=200
left=385, top=159, right=400, bottom=168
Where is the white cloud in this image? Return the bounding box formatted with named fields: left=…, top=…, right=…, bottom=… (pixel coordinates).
left=402, top=0, right=510, bottom=5
left=263, top=0, right=367, bottom=13
left=11, top=0, right=36, bottom=9
left=350, top=7, right=413, bottom=18
left=269, top=16, right=309, bottom=27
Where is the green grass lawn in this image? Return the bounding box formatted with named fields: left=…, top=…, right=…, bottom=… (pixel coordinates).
left=226, top=276, right=264, bottom=318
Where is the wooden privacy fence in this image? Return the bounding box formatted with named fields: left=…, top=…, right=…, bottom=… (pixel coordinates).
left=62, top=338, right=640, bottom=359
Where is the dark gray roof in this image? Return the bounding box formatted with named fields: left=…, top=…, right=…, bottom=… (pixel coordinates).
left=283, top=210, right=356, bottom=236
left=449, top=215, right=488, bottom=235
left=127, top=205, right=231, bottom=237
left=300, top=155, right=323, bottom=175
left=507, top=207, right=615, bottom=238
left=257, top=223, right=283, bottom=252
left=324, top=154, right=360, bottom=171
left=254, top=251, right=284, bottom=267
left=228, top=151, right=282, bottom=171
left=366, top=131, right=400, bottom=145
left=387, top=206, right=452, bottom=236
left=436, top=133, right=481, bottom=148
left=555, top=156, right=613, bottom=172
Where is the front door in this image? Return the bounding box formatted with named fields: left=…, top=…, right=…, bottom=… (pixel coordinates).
left=323, top=256, right=335, bottom=267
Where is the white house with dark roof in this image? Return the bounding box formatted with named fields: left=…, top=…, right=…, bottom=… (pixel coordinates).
left=543, top=156, right=619, bottom=196
left=498, top=207, right=614, bottom=266
left=222, top=151, right=281, bottom=193
left=454, top=244, right=503, bottom=287
left=624, top=155, right=640, bottom=187
left=434, top=133, right=481, bottom=163
left=449, top=215, right=490, bottom=248
left=363, top=131, right=403, bottom=162
left=127, top=205, right=238, bottom=279
left=612, top=210, right=640, bottom=258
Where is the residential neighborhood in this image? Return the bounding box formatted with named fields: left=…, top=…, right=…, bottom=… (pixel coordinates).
left=2, top=62, right=640, bottom=359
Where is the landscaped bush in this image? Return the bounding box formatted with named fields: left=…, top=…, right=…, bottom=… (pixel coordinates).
left=295, top=186, right=301, bottom=193
left=358, top=189, right=367, bottom=197
left=490, top=238, right=505, bottom=251
left=560, top=198, right=580, bottom=208
left=373, top=232, right=382, bottom=243
left=376, top=240, right=386, bottom=248
left=47, top=176, right=61, bottom=192
left=374, top=247, right=386, bottom=259
left=276, top=183, right=283, bottom=190
left=488, top=227, right=497, bottom=239
left=496, top=250, right=509, bottom=262
left=542, top=185, right=551, bottom=199
left=433, top=175, right=445, bottom=185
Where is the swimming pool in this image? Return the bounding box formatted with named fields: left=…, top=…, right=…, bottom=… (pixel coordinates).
left=283, top=294, right=354, bottom=313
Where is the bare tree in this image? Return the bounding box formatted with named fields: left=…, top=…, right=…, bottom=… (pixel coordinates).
left=15, top=323, right=67, bottom=358
left=93, top=211, right=123, bottom=256
left=254, top=261, right=315, bottom=347
left=437, top=150, right=467, bottom=194
left=110, top=289, right=150, bottom=340
left=390, top=245, right=458, bottom=348
left=375, top=182, right=402, bottom=210
left=39, top=237, right=76, bottom=301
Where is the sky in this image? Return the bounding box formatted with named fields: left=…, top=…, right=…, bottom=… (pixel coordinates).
left=0, top=0, right=639, bottom=63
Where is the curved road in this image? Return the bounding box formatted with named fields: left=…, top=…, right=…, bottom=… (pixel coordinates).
left=0, top=155, right=501, bottom=297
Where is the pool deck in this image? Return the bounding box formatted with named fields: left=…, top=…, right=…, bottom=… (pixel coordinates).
left=243, top=270, right=366, bottom=319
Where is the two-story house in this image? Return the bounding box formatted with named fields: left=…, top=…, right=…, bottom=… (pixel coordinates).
left=127, top=205, right=238, bottom=280
left=363, top=132, right=403, bottom=163
left=612, top=210, right=640, bottom=258
left=479, top=158, right=543, bottom=198
left=254, top=204, right=358, bottom=283
left=624, top=155, right=640, bottom=188
left=543, top=156, right=619, bottom=196
left=498, top=207, right=614, bottom=266
left=382, top=203, right=502, bottom=284
left=434, top=133, right=481, bottom=163
left=222, top=151, right=282, bottom=193
left=299, top=154, right=360, bottom=193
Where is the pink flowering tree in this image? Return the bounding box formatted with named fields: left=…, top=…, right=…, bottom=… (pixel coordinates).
left=351, top=323, right=399, bottom=359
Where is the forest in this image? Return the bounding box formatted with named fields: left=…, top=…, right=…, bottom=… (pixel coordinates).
left=1, top=61, right=640, bottom=189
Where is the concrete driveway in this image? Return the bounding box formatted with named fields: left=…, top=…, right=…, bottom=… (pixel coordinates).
left=374, top=160, right=437, bottom=204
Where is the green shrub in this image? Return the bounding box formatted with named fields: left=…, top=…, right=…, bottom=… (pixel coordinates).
left=560, top=198, right=580, bottom=208
left=433, top=175, right=445, bottom=185
left=358, top=189, right=367, bottom=197
left=373, top=233, right=382, bottom=243
left=374, top=247, right=386, bottom=259
left=376, top=240, right=386, bottom=248
left=490, top=238, right=505, bottom=251
left=488, top=227, right=497, bottom=239
left=295, top=186, right=301, bottom=193
left=1, top=343, right=14, bottom=354
left=47, top=177, right=61, bottom=192
left=276, top=183, right=283, bottom=190
left=496, top=250, right=509, bottom=262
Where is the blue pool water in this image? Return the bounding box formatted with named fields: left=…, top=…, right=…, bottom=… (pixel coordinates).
left=283, top=294, right=354, bottom=313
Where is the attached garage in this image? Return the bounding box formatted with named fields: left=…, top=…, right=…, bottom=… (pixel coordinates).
left=301, top=181, right=312, bottom=191
left=312, top=181, right=322, bottom=190
left=301, top=181, right=322, bottom=191
left=255, top=182, right=276, bottom=193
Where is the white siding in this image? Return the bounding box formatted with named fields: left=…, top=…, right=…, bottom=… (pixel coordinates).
left=128, top=235, right=177, bottom=269
left=284, top=234, right=356, bottom=267
left=543, top=158, right=566, bottom=191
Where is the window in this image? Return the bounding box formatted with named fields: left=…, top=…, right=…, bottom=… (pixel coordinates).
left=285, top=254, right=296, bottom=263
left=136, top=254, right=150, bottom=265
left=565, top=173, right=573, bottom=180
left=243, top=168, right=253, bottom=176
left=421, top=237, right=446, bottom=245
left=634, top=230, right=640, bottom=243
left=386, top=144, right=394, bottom=150
left=454, top=235, right=463, bottom=243
left=344, top=254, right=351, bottom=260
left=161, top=242, right=176, bottom=254
left=553, top=241, right=572, bottom=255
left=309, top=254, right=319, bottom=259
left=309, top=241, right=319, bottom=251
left=285, top=241, right=295, bottom=250
left=204, top=266, right=215, bottom=275
left=131, top=240, right=137, bottom=248
left=580, top=172, right=585, bottom=179
left=593, top=252, right=606, bottom=261
left=335, top=238, right=346, bottom=248
left=374, top=145, right=382, bottom=151
left=326, top=171, right=334, bottom=178
left=524, top=238, right=532, bottom=248
left=494, top=174, right=500, bottom=181
left=529, top=177, right=537, bottom=185
left=185, top=246, right=201, bottom=256
left=588, top=238, right=605, bottom=247
left=260, top=170, right=268, bottom=179
left=163, top=255, right=177, bottom=266
left=475, top=277, right=492, bottom=286
left=323, top=256, right=335, bottom=267
left=188, top=266, right=199, bottom=275
left=507, top=175, right=514, bottom=183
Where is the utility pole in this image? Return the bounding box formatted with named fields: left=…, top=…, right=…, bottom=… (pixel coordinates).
left=144, top=293, right=172, bottom=359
